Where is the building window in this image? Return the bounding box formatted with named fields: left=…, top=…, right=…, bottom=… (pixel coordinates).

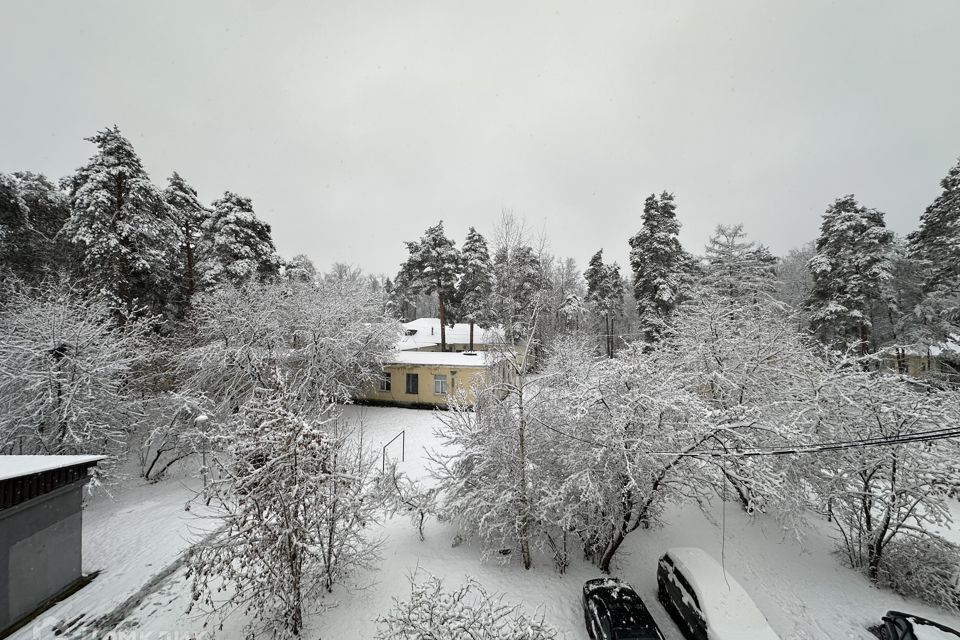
left=434, top=374, right=448, bottom=395
left=379, top=371, right=391, bottom=392
left=405, top=373, right=419, bottom=395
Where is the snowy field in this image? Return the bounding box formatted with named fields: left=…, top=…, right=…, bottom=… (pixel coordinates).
left=17, top=405, right=960, bottom=640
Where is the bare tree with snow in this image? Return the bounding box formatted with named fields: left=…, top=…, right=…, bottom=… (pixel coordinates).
left=0, top=278, right=149, bottom=471
left=187, top=376, right=383, bottom=638
left=813, top=371, right=960, bottom=590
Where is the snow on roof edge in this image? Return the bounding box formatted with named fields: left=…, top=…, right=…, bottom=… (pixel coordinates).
left=0, top=455, right=107, bottom=482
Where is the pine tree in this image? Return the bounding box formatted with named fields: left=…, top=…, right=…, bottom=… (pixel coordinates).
left=457, top=227, right=493, bottom=350
left=62, top=126, right=177, bottom=315
left=163, top=172, right=208, bottom=309
left=492, top=243, right=543, bottom=343
left=807, top=195, right=894, bottom=354
left=285, top=254, right=317, bottom=282
left=906, top=157, right=960, bottom=346
left=13, top=172, right=75, bottom=278
left=584, top=250, right=623, bottom=357
left=908, top=157, right=960, bottom=285
left=2, top=172, right=74, bottom=281
left=628, top=191, right=686, bottom=342
left=396, top=221, right=461, bottom=351
left=0, top=173, right=31, bottom=276
left=200, top=191, right=281, bottom=286
left=704, top=224, right=776, bottom=299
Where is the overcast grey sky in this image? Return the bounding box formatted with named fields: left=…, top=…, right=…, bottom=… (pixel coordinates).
left=2, top=1, right=959, bottom=275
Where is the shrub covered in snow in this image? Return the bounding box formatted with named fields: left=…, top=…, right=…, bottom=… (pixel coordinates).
left=875, top=533, right=960, bottom=614
left=375, top=571, right=560, bottom=640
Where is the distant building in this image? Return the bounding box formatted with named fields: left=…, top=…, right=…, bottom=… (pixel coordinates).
left=0, top=455, right=103, bottom=635
left=881, top=340, right=960, bottom=385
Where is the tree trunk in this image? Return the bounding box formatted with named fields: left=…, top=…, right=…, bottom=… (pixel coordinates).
left=184, top=219, right=196, bottom=303
left=469, top=321, right=475, bottom=351
left=597, top=533, right=624, bottom=574
left=438, top=294, right=447, bottom=352
left=517, top=382, right=532, bottom=570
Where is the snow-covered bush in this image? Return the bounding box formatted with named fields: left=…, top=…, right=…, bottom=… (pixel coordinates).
left=0, top=278, right=148, bottom=469
left=382, top=462, right=438, bottom=541
left=375, top=571, right=560, bottom=640
left=186, top=376, right=383, bottom=638
left=876, top=533, right=960, bottom=613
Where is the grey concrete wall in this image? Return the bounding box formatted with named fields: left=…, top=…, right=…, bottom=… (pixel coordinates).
left=0, top=483, right=83, bottom=632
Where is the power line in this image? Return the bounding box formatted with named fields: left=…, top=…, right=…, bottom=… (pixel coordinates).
left=529, top=414, right=960, bottom=459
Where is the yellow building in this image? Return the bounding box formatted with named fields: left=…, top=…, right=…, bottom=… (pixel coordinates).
left=357, top=350, right=499, bottom=408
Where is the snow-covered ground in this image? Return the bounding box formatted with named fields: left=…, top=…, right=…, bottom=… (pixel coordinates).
left=16, top=405, right=960, bottom=640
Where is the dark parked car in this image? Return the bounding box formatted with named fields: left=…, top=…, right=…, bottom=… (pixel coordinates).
left=581, top=577, right=665, bottom=640
left=656, top=547, right=779, bottom=640
left=869, top=611, right=960, bottom=639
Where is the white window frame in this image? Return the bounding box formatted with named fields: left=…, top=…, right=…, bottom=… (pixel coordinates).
left=434, top=374, right=448, bottom=395
left=379, top=371, right=391, bottom=392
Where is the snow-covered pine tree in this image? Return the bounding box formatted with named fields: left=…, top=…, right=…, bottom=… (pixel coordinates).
left=0, top=172, right=73, bottom=281
left=163, top=172, right=209, bottom=310
left=200, top=191, right=281, bottom=286
left=492, top=243, right=543, bottom=344
left=0, top=173, right=30, bottom=274
left=604, top=263, right=625, bottom=356
left=396, top=221, right=461, bottom=351
left=584, top=251, right=624, bottom=357
left=704, top=223, right=776, bottom=298
left=457, top=226, right=494, bottom=350
left=62, top=126, right=177, bottom=315
left=542, top=255, right=587, bottom=336
left=906, top=157, right=960, bottom=348
left=807, top=195, right=894, bottom=355
left=285, top=254, right=317, bottom=283
left=628, top=191, right=687, bottom=342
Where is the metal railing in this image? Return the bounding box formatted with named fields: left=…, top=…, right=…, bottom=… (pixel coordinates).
left=382, top=430, right=406, bottom=473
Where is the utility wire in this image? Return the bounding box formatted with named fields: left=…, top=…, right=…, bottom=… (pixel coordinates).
left=529, top=414, right=960, bottom=459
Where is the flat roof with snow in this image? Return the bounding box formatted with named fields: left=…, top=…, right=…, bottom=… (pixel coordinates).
left=386, top=351, right=498, bottom=367
left=401, top=318, right=502, bottom=347
left=0, top=455, right=106, bottom=482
